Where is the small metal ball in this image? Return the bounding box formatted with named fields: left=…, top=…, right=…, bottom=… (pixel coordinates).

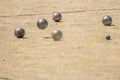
left=51, top=29, right=63, bottom=41
left=102, top=16, right=112, bottom=26
left=37, top=18, right=48, bottom=29
left=14, top=27, right=25, bottom=38
left=106, top=34, right=111, bottom=40
left=52, top=12, right=62, bottom=22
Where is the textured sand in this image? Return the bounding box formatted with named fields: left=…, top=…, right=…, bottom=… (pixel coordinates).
left=0, top=0, right=120, bottom=80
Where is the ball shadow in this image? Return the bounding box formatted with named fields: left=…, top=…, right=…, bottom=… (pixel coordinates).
left=22, top=37, right=28, bottom=39
left=110, top=24, right=115, bottom=26
left=44, top=36, right=51, bottom=39
left=104, top=24, right=115, bottom=26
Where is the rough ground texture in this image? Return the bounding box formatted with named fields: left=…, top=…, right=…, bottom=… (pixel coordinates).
left=0, top=0, right=120, bottom=80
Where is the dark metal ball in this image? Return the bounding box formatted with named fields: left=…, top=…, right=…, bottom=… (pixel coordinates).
left=102, top=16, right=112, bottom=26
left=106, top=34, right=111, bottom=40
left=14, top=27, right=25, bottom=38
left=37, top=18, right=48, bottom=29
left=52, top=12, right=62, bottom=22
left=51, top=29, right=63, bottom=41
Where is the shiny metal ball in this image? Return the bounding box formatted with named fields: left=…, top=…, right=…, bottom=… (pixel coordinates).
left=52, top=12, right=62, bottom=22
left=37, top=18, right=48, bottom=29
left=102, top=16, right=112, bottom=26
left=51, top=29, right=63, bottom=41
left=106, top=34, right=111, bottom=40
left=14, top=27, right=25, bottom=38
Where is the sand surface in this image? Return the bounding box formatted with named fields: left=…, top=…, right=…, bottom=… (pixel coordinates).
left=0, top=0, right=120, bottom=80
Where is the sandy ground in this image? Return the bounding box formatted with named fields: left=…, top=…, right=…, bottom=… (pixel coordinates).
left=0, top=0, right=120, bottom=80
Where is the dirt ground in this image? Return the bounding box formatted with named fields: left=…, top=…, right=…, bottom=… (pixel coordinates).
left=0, top=0, right=120, bottom=80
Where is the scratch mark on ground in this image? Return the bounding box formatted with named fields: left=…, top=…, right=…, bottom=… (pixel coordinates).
left=0, top=8, right=120, bottom=18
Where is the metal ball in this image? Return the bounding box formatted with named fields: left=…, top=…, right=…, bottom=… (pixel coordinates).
left=52, top=12, right=62, bottom=22
left=37, top=18, right=48, bottom=29
left=106, top=34, right=111, bottom=40
left=51, top=29, right=63, bottom=41
left=14, top=27, right=25, bottom=38
left=102, top=16, right=112, bottom=26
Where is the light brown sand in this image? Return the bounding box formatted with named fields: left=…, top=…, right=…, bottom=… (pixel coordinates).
left=0, top=0, right=120, bottom=80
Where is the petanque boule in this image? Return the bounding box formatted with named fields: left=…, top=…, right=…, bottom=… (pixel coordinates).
left=106, top=34, right=111, bottom=40
left=14, top=27, right=25, bottom=38
left=51, top=29, right=63, bottom=41
left=102, top=15, right=112, bottom=26
left=37, top=18, right=48, bottom=29
left=52, top=12, right=62, bottom=22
